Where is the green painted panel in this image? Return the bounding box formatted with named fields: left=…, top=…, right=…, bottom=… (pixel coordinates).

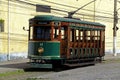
left=70, top=26, right=105, bottom=30
left=33, top=15, right=105, bottom=27
left=28, top=41, right=60, bottom=59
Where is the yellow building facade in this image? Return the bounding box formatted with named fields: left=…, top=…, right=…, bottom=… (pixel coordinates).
left=0, top=0, right=119, bottom=61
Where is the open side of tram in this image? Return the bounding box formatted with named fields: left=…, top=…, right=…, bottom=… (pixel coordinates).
left=28, top=15, right=105, bottom=68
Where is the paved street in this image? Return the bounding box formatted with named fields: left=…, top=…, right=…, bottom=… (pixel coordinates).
left=0, top=59, right=29, bottom=73
left=0, top=54, right=120, bottom=80
left=0, top=54, right=120, bottom=73
left=37, top=62, right=120, bottom=80
left=36, top=54, right=120, bottom=80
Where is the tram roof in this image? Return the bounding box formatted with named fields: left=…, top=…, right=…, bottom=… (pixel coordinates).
left=33, top=15, right=105, bottom=27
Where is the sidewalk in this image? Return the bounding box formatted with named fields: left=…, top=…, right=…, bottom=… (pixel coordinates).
left=0, top=58, right=30, bottom=73
left=104, top=53, right=120, bottom=60
left=0, top=54, right=120, bottom=73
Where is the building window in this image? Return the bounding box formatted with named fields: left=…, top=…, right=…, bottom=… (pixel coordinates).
left=0, top=19, right=4, bottom=32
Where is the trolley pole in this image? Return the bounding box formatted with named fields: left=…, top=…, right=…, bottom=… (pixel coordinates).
left=113, top=0, right=118, bottom=56
left=68, top=0, right=96, bottom=18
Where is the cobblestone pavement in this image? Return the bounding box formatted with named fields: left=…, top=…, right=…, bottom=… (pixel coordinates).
left=37, top=61, right=120, bottom=80
left=35, top=54, right=120, bottom=80
left=0, top=54, right=119, bottom=73
left=0, top=54, right=120, bottom=80
left=0, top=59, right=53, bottom=80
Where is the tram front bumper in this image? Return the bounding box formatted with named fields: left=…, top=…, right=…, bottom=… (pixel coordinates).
left=30, top=63, right=53, bottom=68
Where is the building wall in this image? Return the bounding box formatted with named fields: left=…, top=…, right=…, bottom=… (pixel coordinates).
left=0, top=0, right=119, bottom=61
left=0, top=0, right=35, bottom=61
left=95, top=0, right=120, bottom=54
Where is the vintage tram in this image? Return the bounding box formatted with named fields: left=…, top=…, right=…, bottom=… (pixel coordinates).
left=28, top=15, right=105, bottom=68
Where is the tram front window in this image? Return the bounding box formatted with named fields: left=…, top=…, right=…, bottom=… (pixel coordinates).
left=30, top=26, right=51, bottom=40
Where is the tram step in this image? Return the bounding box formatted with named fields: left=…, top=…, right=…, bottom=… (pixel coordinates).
left=64, top=61, right=95, bottom=67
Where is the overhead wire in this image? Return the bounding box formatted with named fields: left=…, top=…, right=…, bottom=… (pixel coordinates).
left=0, top=0, right=34, bottom=16
left=39, top=0, right=116, bottom=22
left=0, top=0, right=114, bottom=22
left=13, top=0, right=114, bottom=17
left=40, top=0, right=113, bottom=16
left=20, top=0, right=114, bottom=22
left=0, top=0, right=118, bottom=44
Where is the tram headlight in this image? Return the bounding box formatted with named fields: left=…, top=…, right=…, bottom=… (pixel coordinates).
left=38, top=47, right=44, bottom=54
